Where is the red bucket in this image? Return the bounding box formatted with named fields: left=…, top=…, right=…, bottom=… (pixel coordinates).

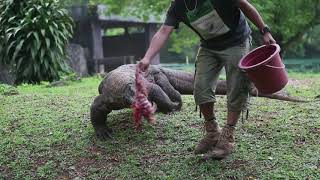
left=238, top=44, right=288, bottom=94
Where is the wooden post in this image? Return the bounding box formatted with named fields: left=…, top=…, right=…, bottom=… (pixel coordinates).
left=90, top=20, right=104, bottom=73
left=129, top=56, right=135, bottom=64
left=99, top=64, right=105, bottom=74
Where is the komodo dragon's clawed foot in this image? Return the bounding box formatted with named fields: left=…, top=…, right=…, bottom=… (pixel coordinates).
left=95, top=126, right=113, bottom=140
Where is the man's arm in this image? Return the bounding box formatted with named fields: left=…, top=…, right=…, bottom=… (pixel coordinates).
left=139, top=25, right=174, bottom=71
left=238, top=0, right=276, bottom=45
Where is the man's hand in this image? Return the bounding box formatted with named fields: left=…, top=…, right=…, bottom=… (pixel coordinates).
left=138, top=58, right=150, bottom=72
left=138, top=25, right=174, bottom=72
left=263, top=32, right=276, bottom=45
left=238, top=0, right=277, bottom=45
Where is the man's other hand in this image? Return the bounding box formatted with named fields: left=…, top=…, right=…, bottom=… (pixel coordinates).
left=263, top=32, right=276, bottom=45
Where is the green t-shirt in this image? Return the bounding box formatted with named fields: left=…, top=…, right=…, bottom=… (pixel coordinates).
left=164, top=0, right=251, bottom=50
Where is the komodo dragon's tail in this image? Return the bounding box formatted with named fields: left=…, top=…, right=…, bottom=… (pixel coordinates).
left=252, top=92, right=316, bottom=103
left=215, top=80, right=318, bottom=103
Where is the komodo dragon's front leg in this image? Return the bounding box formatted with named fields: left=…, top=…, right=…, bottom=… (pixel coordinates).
left=91, top=83, right=136, bottom=140
left=147, top=82, right=181, bottom=113
left=154, top=72, right=182, bottom=108
left=90, top=94, right=113, bottom=139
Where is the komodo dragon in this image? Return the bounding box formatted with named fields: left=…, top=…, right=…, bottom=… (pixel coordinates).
left=90, top=64, right=308, bottom=139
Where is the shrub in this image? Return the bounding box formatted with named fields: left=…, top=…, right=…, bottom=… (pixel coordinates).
left=0, top=0, right=73, bottom=84
left=0, top=84, right=18, bottom=95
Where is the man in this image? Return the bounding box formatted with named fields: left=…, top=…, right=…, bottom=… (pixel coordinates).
left=139, top=0, right=276, bottom=159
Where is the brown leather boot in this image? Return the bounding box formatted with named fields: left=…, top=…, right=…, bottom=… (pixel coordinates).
left=194, top=120, right=221, bottom=155
left=203, top=125, right=235, bottom=160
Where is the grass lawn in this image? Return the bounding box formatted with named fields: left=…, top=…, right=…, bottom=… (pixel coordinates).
left=1, top=72, right=320, bottom=179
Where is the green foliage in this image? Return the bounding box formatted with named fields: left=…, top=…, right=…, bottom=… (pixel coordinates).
left=90, top=0, right=167, bottom=19
left=0, top=84, right=19, bottom=95
left=63, top=0, right=88, bottom=6
left=105, top=27, right=125, bottom=36
left=169, top=24, right=198, bottom=60
left=251, top=0, right=315, bottom=38
left=302, top=25, right=320, bottom=57
left=0, top=0, right=74, bottom=84
left=89, top=0, right=320, bottom=58
left=250, top=0, right=320, bottom=54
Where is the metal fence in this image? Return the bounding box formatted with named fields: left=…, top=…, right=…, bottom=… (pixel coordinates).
left=283, top=59, right=320, bottom=72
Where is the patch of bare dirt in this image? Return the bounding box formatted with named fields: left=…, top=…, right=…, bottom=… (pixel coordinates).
left=56, top=173, right=72, bottom=180
left=62, top=145, right=124, bottom=179
left=140, top=154, right=170, bottom=166
left=310, top=127, right=320, bottom=134
left=294, top=136, right=307, bottom=146
left=309, top=127, right=320, bottom=140
left=229, top=159, right=249, bottom=169
left=245, top=175, right=260, bottom=180
left=189, top=122, right=202, bottom=129
left=0, top=165, right=13, bottom=179
left=34, top=157, right=48, bottom=167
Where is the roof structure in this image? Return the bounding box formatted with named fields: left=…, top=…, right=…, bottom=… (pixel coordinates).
left=69, top=4, right=162, bottom=74
left=69, top=4, right=163, bottom=27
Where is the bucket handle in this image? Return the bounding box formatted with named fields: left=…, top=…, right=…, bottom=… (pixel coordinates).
left=264, top=62, right=286, bottom=69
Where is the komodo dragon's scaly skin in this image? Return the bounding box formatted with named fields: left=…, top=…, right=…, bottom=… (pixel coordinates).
left=90, top=64, right=308, bottom=139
